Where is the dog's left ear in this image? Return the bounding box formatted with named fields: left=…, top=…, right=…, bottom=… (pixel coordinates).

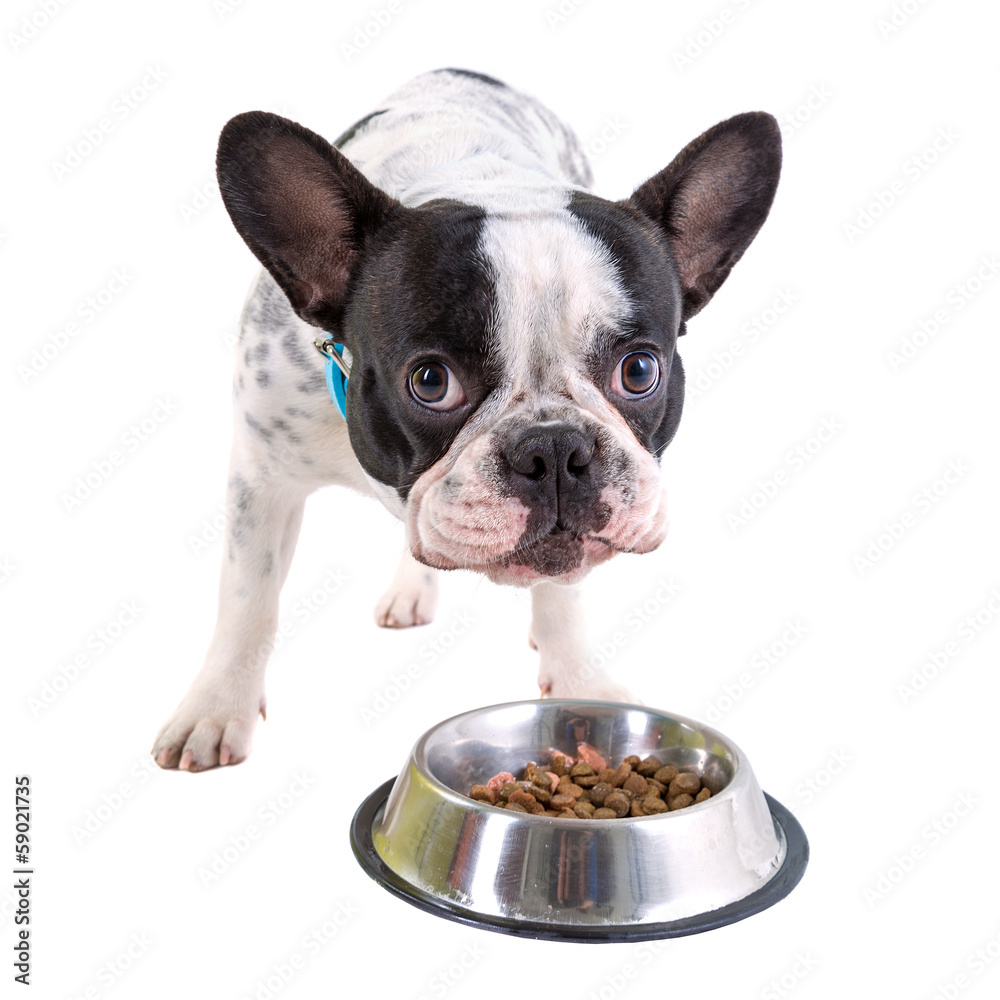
left=627, top=112, right=781, bottom=324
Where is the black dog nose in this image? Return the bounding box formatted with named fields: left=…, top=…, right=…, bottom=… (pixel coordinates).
left=507, top=424, right=595, bottom=483
left=506, top=426, right=597, bottom=531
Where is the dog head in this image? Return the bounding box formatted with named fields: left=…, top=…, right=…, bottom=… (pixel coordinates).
left=216, top=104, right=781, bottom=586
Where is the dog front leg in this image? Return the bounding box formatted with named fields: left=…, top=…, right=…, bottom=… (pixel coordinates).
left=530, top=581, right=637, bottom=702
left=152, top=453, right=309, bottom=771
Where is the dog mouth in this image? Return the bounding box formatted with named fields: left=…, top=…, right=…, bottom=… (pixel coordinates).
left=414, top=529, right=620, bottom=586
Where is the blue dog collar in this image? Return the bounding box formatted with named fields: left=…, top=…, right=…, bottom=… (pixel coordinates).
left=312, top=335, right=350, bottom=419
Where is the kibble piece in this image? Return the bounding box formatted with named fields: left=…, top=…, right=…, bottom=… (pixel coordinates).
left=669, top=773, right=702, bottom=797
left=570, top=762, right=595, bottom=778
left=642, top=795, right=668, bottom=814
left=604, top=791, right=630, bottom=817
left=668, top=793, right=695, bottom=811
left=622, top=773, right=649, bottom=797
left=573, top=773, right=600, bottom=788
left=543, top=809, right=563, bottom=817
left=505, top=801, right=529, bottom=813
left=527, top=783, right=551, bottom=804
left=551, top=755, right=567, bottom=777
left=499, top=782, right=521, bottom=801
left=612, top=763, right=632, bottom=788
left=624, top=755, right=641, bottom=769
left=558, top=809, right=578, bottom=819
left=636, top=756, right=663, bottom=777
left=589, top=782, right=613, bottom=806
left=555, top=780, right=583, bottom=800
left=695, top=787, right=712, bottom=803
left=597, top=767, right=617, bottom=784
left=550, top=793, right=578, bottom=810
left=630, top=800, right=646, bottom=817
left=573, top=800, right=596, bottom=818
left=592, top=807, right=617, bottom=820
left=646, top=778, right=667, bottom=796
left=469, top=784, right=497, bottom=805
left=653, top=765, right=679, bottom=785
left=508, top=790, right=540, bottom=809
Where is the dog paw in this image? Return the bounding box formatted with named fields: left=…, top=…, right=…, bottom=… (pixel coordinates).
left=375, top=560, right=439, bottom=628
left=151, top=677, right=265, bottom=772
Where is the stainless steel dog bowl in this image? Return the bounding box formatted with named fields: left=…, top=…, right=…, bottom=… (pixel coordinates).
left=350, top=700, right=807, bottom=941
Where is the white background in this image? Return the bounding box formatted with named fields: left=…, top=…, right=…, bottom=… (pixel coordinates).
left=4, top=0, right=999, bottom=997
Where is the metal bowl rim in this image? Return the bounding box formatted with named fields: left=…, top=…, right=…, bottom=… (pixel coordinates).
left=406, top=698, right=750, bottom=826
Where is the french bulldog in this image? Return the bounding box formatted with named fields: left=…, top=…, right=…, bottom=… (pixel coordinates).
left=152, top=68, right=781, bottom=771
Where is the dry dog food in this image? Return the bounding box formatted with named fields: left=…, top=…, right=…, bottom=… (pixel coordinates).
left=468, top=746, right=716, bottom=819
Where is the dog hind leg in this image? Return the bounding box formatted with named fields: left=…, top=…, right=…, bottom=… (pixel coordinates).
left=374, top=546, right=439, bottom=628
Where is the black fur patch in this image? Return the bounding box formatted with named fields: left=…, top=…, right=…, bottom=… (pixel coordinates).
left=437, top=68, right=507, bottom=88
left=333, top=109, right=388, bottom=148
left=342, top=200, right=498, bottom=499
left=567, top=191, right=684, bottom=458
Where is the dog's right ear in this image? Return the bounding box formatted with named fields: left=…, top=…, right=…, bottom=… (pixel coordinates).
left=216, top=111, right=401, bottom=332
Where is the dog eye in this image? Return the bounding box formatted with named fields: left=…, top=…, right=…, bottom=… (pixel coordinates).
left=612, top=352, right=660, bottom=397
left=409, top=362, right=467, bottom=410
